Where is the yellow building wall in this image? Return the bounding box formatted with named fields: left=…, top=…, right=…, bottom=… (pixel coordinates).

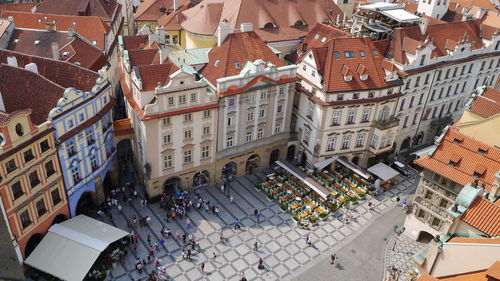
left=184, top=31, right=217, bottom=50
left=136, top=20, right=158, bottom=31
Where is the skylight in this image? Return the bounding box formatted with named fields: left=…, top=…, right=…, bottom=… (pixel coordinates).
left=360, top=50, right=365, bottom=57
left=321, top=37, right=327, bottom=43
left=334, top=52, right=340, bottom=59
left=344, top=51, right=355, bottom=58
left=34, top=40, right=41, bottom=45
left=313, top=34, right=319, bottom=40
left=234, top=62, right=241, bottom=69
left=372, top=49, right=379, bottom=56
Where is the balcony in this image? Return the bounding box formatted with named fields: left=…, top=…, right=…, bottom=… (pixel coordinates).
left=375, top=117, right=400, bottom=131
left=421, top=178, right=457, bottom=200
left=431, top=115, right=452, bottom=127
left=414, top=196, right=449, bottom=220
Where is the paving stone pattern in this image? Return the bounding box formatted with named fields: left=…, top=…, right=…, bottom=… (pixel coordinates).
left=105, top=169, right=416, bottom=281
left=383, top=234, right=425, bottom=281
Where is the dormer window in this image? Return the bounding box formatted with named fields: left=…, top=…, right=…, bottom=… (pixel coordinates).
left=321, top=37, right=327, bottom=43
left=477, top=148, right=486, bottom=155
left=452, top=138, right=461, bottom=144
left=321, top=19, right=330, bottom=24
left=344, top=76, right=352, bottom=82
left=294, top=20, right=306, bottom=27
left=360, top=51, right=365, bottom=57
left=449, top=160, right=456, bottom=167
left=372, top=49, right=379, bottom=56
left=313, top=34, right=319, bottom=40
left=334, top=52, right=340, bottom=59
left=14, top=39, right=20, bottom=43
left=360, top=75, right=368, bottom=81
left=234, top=62, right=241, bottom=69
left=214, top=60, right=220, bottom=66
left=263, top=22, right=275, bottom=29
left=344, top=51, right=355, bottom=58
left=34, top=40, right=41, bottom=45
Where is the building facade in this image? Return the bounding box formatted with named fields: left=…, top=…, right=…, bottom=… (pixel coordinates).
left=294, top=36, right=403, bottom=168
left=0, top=110, right=69, bottom=259
left=48, top=69, right=118, bottom=217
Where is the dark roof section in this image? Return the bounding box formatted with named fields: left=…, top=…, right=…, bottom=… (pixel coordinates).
left=121, top=35, right=149, bottom=51
left=127, top=48, right=159, bottom=68
left=0, top=64, right=64, bottom=125
left=201, top=31, right=284, bottom=85
left=0, top=49, right=99, bottom=91
left=35, top=0, right=119, bottom=21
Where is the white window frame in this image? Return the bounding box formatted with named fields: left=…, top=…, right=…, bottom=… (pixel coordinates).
left=327, top=137, right=336, bottom=151
left=341, top=136, right=351, bottom=149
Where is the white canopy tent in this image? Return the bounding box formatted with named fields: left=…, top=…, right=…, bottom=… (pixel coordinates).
left=367, top=162, right=400, bottom=182
left=410, top=145, right=437, bottom=159
left=25, top=215, right=129, bottom=281
left=337, top=158, right=372, bottom=180
left=314, top=156, right=338, bottom=170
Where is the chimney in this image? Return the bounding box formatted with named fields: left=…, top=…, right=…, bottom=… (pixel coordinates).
left=173, top=0, right=179, bottom=11
left=418, top=18, right=428, bottom=36
left=217, top=25, right=232, bottom=47
left=51, top=42, right=60, bottom=60
left=6, top=56, right=18, bottom=67
left=488, top=171, right=500, bottom=202
left=240, top=22, right=253, bottom=32
left=156, top=26, right=166, bottom=44
left=25, top=63, right=38, bottom=73
left=475, top=8, right=488, bottom=19
left=462, top=13, right=473, bottom=21
left=67, top=28, right=74, bottom=39
left=7, top=16, right=13, bottom=22
left=45, top=20, right=55, bottom=32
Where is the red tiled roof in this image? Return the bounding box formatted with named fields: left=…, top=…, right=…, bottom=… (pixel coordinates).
left=157, top=2, right=192, bottom=30
left=0, top=3, right=35, bottom=12
left=35, top=0, right=119, bottom=21
left=469, top=88, right=500, bottom=118
left=0, top=49, right=99, bottom=91
left=460, top=197, right=500, bottom=236
left=135, top=0, right=189, bottom=21
left=7, top=28, right=107, bottom=71
left=1, top=11, right=110, bottom=50
left=296, top=23, right=349, bottom=53
left=389, top=20, right=484, bottom=65
left=201, top=31, right=284, bottom=86
left=486, top=261, right=500, bottom=280
left=127, top=48, right=159, bottom=68
left=415, top=128, right=500, bottom=191
left=303, top=37, right=399, bottom=93
left=449, top=0, right=498, bottom=11
left=136, top=62, right=179, bottom=91
left=121, top=35, right=149, bottom=51
left=181, top=0, right=344, bottom=43
left=0, top=64, right=64, bottom=125
left=416, top=274, right=439, bottom=281
left=447, top=237, right=500, bottom=244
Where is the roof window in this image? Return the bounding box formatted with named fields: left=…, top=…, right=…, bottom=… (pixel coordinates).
left=344, top=51, right=355, bottom=58
left=313, top=34, right=319, bottom=40
left=360, top=50, right=365, bottom=57
left=234, top=62, right=241, bottom=69
left=13, top=39, right=20, bottom=43
left=452, top=138, right=461, bottom=144
left=37, top=18, right=42, bottom=23
left=334, top=52, right=340, bottom=59
left=372, top=49, right=379, bottom=56
left=321, top=37, right=327, bottom=43
left=92, top=40, right=97, bottom=45
left=63, top=52, right=70, bottom=56
left=477, top=148, right=486, bottom=155
left=214, top=60, right=220, bottom=66
left=34, top=40, right=41, bottom=45
left=293, top=20, right=306, bottom=27
left=72, top=20, right=77, bottom=26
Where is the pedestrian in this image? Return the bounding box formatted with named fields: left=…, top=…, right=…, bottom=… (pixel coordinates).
left=136, top=263, right=143, bottom=274
left=188, top=233, right=193, bottom=242
left=256, top=212, right=261, bottom=223
left=140, top=200, right=145, bottom=208
left=149, top=246, right=155, bottom=257
left=220, top=184, right=224, bottom=193
left=253, top=241, right=258, bottom=251
left=254, top=209, right=258, bottom=217
left=204, top=204, right=209, bottom=212
left=258, top=258, right=264, bottom=270
left=330, top=254, right=337, bottom=265
left=132, top=216, right=137, bottom=225
left=147, top=234, right=152, bottom=246
left=159, top=239, right=165, bottom=247
left=234, top=219, right=241, bottom=230
left=402, top=199, right=408, bottom=210
left=230, top=195, right=234, bottom=203
left=133, top=190, right=138, bottom=199
left=215, top=206, right=219, bottom=216
left=200, top=262, right=205, bottom=273
left=134, top=233, right=139, bottom=244
left=307, top=236, right=312, bottom=247
left=182, top=233, right=187, bottom=243
left=166, top=227, right=171, bottom=238
left=186, top=218, right=191, bottom=228
left=154, top=241, right=159, bottom=251
left=117, top=204, right=122, bottom=212
left=175, top=231, right=180, bottom=240
left=212, top=251, right=217, bottom=260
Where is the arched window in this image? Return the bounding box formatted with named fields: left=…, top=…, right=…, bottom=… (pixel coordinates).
left=294, top=20, right=305, bottom=27
left=263, top=22, right=275, bottom=29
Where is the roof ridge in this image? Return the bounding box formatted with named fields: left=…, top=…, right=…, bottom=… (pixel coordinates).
left=0, top=63, right=66, bottom=91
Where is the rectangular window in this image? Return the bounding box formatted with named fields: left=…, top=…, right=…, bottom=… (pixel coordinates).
left=51, top=188, right=61, bottom=206
left=361, top=108, right=371, bottom=122
left=341, top=136, right=351, bottom=149
left=184, top=130, right=192, bottom=139
left=277, top=105, right=283, bottom=113
left=424, top=74, right=430, bottom=84
left=68, top=119, right=74, bottom=128
left=337, top=94, right=344, bottom=101
left=226, top=136, right=234, bottom=147
left=331, top=111, right=341, bottom=126
left=23, top=149, right=35, bottom=163
left=6, top=159, right=17, bottom=173
left=274, top=123, right=282, bottom=134
left=480, top=61, right=485, bottom=70
left=184, top=113, right=192, bottom=122
left=344, top=51, right=355, bottom=58
left=468, top=64, right=473, bottom=73
left=178, top=95, right=186, bottom=104
left=203, top=126, right=210, bottom=135
left=29, top=171, right=40, bottom=188
left=45, top=161, right=55, bottom=178
left=247, top=112, right=254, bottom=121
left=418, top=93, right=424, bottom=105
left=248, top=93, right=255, bottom=102
left=260, top=91, right=267, bottom=99
left=258, top=109, right=265, bottom=118
left=355, top=134, right=365, bottom=148
left=11, top=181, right=23, bottom=200
left=303, top=127, right=311, bottom=145
left=79, top=113, right=85, bottom=122
left=228, top=98, right=235, bottom=107
left=370, top=135, right=378, bottom=149
left=20, top=210, right=31, bottom=229
left=360, top=50, right=365, bottom=57
left=201, top=146, right=210, bottom=159
left=90, top=154, right=97, bottom=170
left=430, top=90, right=436, bottom=101
left=346, top=109, right=356, bottom=124
left=40, top=139, right=50, bottom=153
left=461, top=65, right=466, bottom=75
left=168, top=97, right=174, bottom=106
left=203, top=110, right=210, bottom=118
left=415, top=76, right=421, bottom=87
left=399, top=99, right=405, bottom=111
left=71, top=166, right=80, bottom=183
left=439, top=88, right=444, bottom=99
left=455, top=100, right=460, bottom=111
left=163, top=117, right=171, bottom=125
left=306, top=103, right=314, bottom=120
left=163, top=155, right=173, bottom=168
left=327, top=137, right=336, bottom=151
left=257, top=128, right=264, bottom=139
left=409, top=96, right=415, bottom=108
left=163, top=134, right=171, bottom=144
left=419, top=54, right=426, bottom=66
left=190, top=93, right=197, bottom=102
left=67, top=142, right=76, bottom=157
left=403, top=116, right=408, bottom=128
left=412, top=113, right=418, bottom=125
left=227, top=117, right=233, bottom=126
left=86, top=130, right=95, bottom=145
left=445, top=69, right=450, bottom=79
left=246, top=131, right=253, bottom=142
left=436, top=71, right=442, bottom=81
left=279, top=87, right=286, bottom=95
left=183, top=150, right=192, bottom=163
left=36, top=199, right=47, bottom=217
left=352, top=93, right=359, bottom=99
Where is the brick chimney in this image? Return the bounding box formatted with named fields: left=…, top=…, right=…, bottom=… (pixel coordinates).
left=488, top=171, right=500, bottom=202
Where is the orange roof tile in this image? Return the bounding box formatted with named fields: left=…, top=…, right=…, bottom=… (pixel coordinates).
left=157, top=2, right=192, bottom=30
left=0, top=3, right=36, bottom=12
left=121, top=35, right=149, bottom=51
left=417, top=273, right=439, bottom=281
left=485, top=261, right=500, bottom=279
left=1, top=11, right=110, bottom=50
left=439, top=270, right=489, bottom=281
left=448, top=237, right=500, bottom=244
left=296, top=23, right=349, bottom=53
left=416, top=128, right=500, bottom=192
left=135, top=0, right=189, bottom=21
left=460, top=197, right=500, bottom=236
left=35, top=0, right=119, bottom=22
left=136, top=62, right=179, bottom=91
left=201, top=31, right=284, bottom=86
left=181, top=0, right=343, bottom=43
left=449, top=0, right=498, bottom=11
left=469, top=88, right=500, bottom=118
left=303, top=37, right=399, bottom=93
left=127, top=49, right=159, bottom=68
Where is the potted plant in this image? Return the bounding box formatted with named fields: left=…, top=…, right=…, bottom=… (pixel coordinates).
left=309, top=215, right=318, bottom=224
left=255, top=182, right=262, bottom=190
left=111, top=258, right=117, bottom=268
left=293, top=213, right=300, bottom=222
left=266, top=193, right=274, bottom=201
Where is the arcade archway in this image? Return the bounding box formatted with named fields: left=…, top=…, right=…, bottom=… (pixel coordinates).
left=417, top=231, right=435, bottom=243
left=75, top=191, right=97, bottom=216
left=287, top=145, right=296, bottom=161
left=246, top=154, right=260, bottom=173
left=221, top=162, right=237, bottom=179
left=24, top=233, right=42, bottom=258
left=164, top=177, right=182, bottom=194
left=269, top=149, right=280, bottom=166
left=51, top=214, right=68, bottom=225
left=193, top=171, right=209, bottom=187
